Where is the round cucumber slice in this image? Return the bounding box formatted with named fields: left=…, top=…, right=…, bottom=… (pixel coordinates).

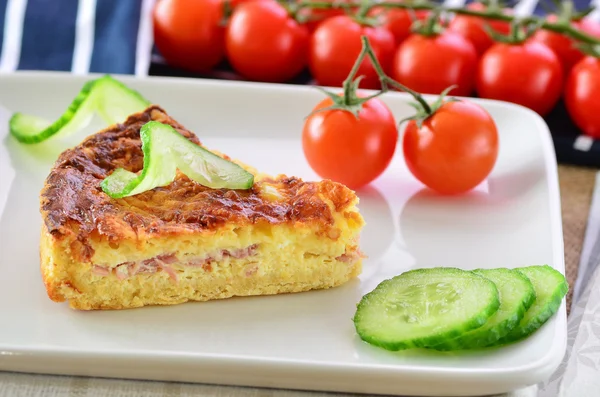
left=496, top=265, right=568, bottom=345
left=353, top=267, right=500, bottom=351
left=429, top=268, right=536, bottom=351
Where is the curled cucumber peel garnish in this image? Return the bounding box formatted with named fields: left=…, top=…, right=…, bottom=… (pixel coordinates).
left=9, top=75, right=150, bottom=144
left=101, top=121, right=255, bottom=198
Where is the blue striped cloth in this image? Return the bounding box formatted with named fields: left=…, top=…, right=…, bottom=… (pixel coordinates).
left=0, top=0, right=599, bottom=166
left=0, top=0, right=154, bottom=75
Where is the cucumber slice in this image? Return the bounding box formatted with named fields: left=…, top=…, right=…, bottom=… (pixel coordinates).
left=496, top=265, right=568, bottom=344
left=94, top=76, right=151, bottom=125
left=9, top=75, right=150, bottom=144
left=353, top=268, right=500, bottom=351
left=429, top=268, right=536, bottom=351
left=101, top=121, right=254, bottom=198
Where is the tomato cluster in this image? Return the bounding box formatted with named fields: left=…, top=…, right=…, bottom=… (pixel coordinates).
left=302, top=90, right=499, bottom=194
left=152, top=0, right=600, bottom=193
left=153, top=0, right=600, bottom=138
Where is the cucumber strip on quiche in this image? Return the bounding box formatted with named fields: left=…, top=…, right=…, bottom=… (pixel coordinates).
left=353, top=268, right=500, bottom=351
left=495, top=265, right=568, bottom=345
left=9, top=75, right=150, bottom=144
left=429, top=268, right=536, bottom=351
left=101, top=121, right=255, bottom=198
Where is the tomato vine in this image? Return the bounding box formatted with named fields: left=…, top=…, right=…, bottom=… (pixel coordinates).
left=292, top=0, right=600, bottom=48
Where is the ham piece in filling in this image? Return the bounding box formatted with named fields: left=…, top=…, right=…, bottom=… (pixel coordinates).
left=335, top=249, right=364, bottom=263
left=91, top=244, right=361, bottom=282
left=91, top=244, right=259, bottom=282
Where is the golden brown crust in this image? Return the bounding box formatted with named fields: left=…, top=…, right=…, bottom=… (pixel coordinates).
left=39, top=106, right=360, bottom=261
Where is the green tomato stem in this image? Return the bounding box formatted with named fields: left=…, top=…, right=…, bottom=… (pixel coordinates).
left=342, top=38, right=370, bottom=105
left=359, top=36, right=433, bottom=114
left=296, top=0, right=600, bottom=46
left=354, top=0, right=373, bottom=19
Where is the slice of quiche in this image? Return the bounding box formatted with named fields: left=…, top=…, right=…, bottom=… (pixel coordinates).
left=40, top=105, right=365, bottom=310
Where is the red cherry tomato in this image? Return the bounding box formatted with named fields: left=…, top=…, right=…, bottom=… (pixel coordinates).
left=297, top=0, right=352, bottom=31
left=448, top=2, right=511, bottom=55
left=309, top=16, right=395, bottom=89
left=579, top=18, right=600, bottom=37
left=225, top=1, right=310, bottom=82
left=229, top=0, right=260, bottom=6
left=392, top=31, right=478, bottom=96
left=403, top=100, right=499, bottom=195
left=302, top=95, right=398, bottom=189
left=476, top=41, right=563, bottom=116
left=152, top=0, right=226, bottom=73
left=532, top=15, right=600, bottom=74
left=368, top=6, right=430, bottom=45
left=565, top=56, right=600, bottom=138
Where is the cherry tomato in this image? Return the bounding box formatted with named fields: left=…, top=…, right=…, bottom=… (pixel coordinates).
left=392, top=31, right=478, bottom=96
left=309, top=15, right=395, bottom=89
left=302, top=95, right=398, bottom=189
left=226, top=1, right=310, bottom=82
left=476, top=41, right=563, bottom=116
left=532, top=15, right=600, bottom=74
left=579, top=18, right=600, bottom=37
left=229, top=0, right=259, bottom=6
left=368, top=6, right=430, bottom=45
left=153, top=0, right=226, bottom=73
left=403, top=100, right=499, bottom=195
left=297, top=0, right=352, bottom=31
left=565, top=56, right=600, bottom=138
left=448, top=2, right=511, bottom=55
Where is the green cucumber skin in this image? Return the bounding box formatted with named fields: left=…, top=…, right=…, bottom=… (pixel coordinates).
left=353, top=268, right=500, bottom=351
left=96, top=76, right=151, bottom=124
left=495, top=265, right=568, bottom=345
left=100, top=121, right=162, bottom=199
left=9, top=75, right=150, bottom=144
left=429, top=268, right=536, bottom=351
left=100, top=121, right=255, bottom=198
left=9, top=79, right=96, bottom=144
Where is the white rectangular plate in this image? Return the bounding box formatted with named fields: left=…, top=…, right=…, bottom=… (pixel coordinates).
left=0, top=72, right=566, bottom=396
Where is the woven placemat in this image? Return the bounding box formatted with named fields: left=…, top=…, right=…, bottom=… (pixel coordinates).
left=558, top=165, right=597, bottom=313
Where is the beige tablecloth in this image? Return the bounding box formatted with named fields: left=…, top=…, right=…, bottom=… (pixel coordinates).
left=557, top=165, right=597, bottom=313
left=1, top=165, right=598, bottom=397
